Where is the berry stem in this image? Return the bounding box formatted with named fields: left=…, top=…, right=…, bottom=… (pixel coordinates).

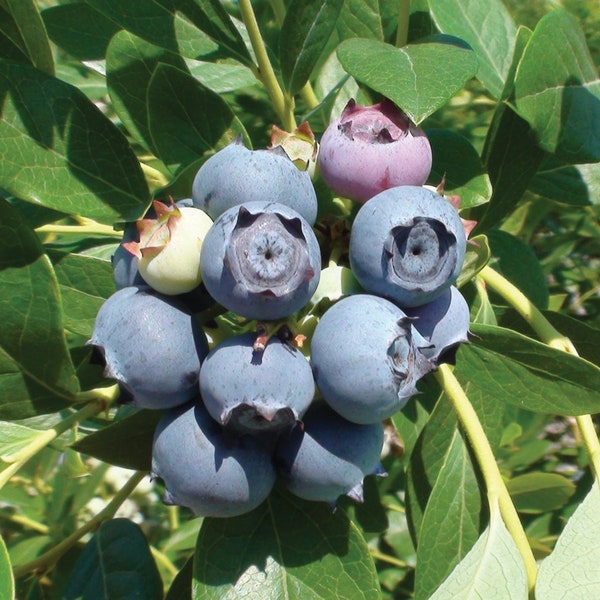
left=479, top=265, right=600, bottom=480
left=12, top=470, right=147, bottom=579
left=238, top=0, right=295, bottom=130
left=395, top=0, right=411, bottom=48
left=35, top=222, right=121, bottom=238
left=434, top=363, right=538, bottom=593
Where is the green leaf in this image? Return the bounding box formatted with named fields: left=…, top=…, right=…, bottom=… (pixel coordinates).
left=72, top=409, right=163, bottom=472
left=87, top=0, right=250, bottom=64
left=0, top=422, right=50, bottom=463
left=279, top=0, right=344, bottom=95
left=428, top=0, right=517, bottom=99
left=63, top=519, right=163, bottom=600
left=536, top=481, right=600, bottom=599
left=506, top=472, right=575, bottom=514
left=188, top=60, right=256, bottom=95
left=458, top=324, right=600, bottom=415
left=513, top=9, right=600, bottom=163
left=336, top=36, right=478, bottom=124
left=427, top=129, right=492, bottom=209
left=49, top=252, right=115, bottom=339
left=0, top=198, right=78, bottom=420
left=0, top=534, right=13, bottom=600
left=456, top=234, right=491, bottom=288
left=0, top=0, right=54, bottom=75
left=147, top=63, right=249, bottom=171
left=106, top=30, right=188, bottom=153
left=414, top=427, right=483, bottom=600
left=42, top=2, right=121, bottom=61
left=193, top=485, right=380, bottom=599
left=486, top=229, right=549, bottom=309
left=430, top=502, right=527, bottom=599
left=0, top=60, right=149, bottom=224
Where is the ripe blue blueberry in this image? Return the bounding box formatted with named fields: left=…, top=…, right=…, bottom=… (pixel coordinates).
left=310, top=294, right=433, bottom=424
left=192, top=139, right=318, bottom=225
left=200, top=201, right=321, bottom=320
left=349, top=185, right=467, bottom=307
left=275, top=401, right=385, bottom=505
left=199, top=331, right=315, bottom=434
left=88, top=286, right=209, bottom=409
left=404, top=285, right=471, bottom=365
left=151, top=401, right=276, bottom=517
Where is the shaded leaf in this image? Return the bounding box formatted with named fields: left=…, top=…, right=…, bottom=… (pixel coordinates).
left=147, top=63, right=249, bottom=170
left=279, top=0, right=344, bottom=94
left=193, top=485, right=380, bottom=599
left=513, top=9, right=600, bottom=163
left=0, top=198, right=78, bottom=420
left=0, top=60, right=149, bottom=224
left=536, top=481, right=600, bottom=599
left=456, top=234, right=490, bottom=288
left=430, top=502, right=527, bottom=599
left=429, top=0, right=517, bottom=99
left=63, top=519, right=162, bottom=600
left=0, top=0, right=54, bottom=75
left=337, top=36, right=478, bottom=124
left=507, top=472, right=576, bottom=514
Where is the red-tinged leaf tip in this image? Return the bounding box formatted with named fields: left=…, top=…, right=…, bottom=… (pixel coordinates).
left=122, top=240, right=142, bottom=259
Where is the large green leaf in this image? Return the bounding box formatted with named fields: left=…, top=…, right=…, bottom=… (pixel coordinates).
left=414, top=427, right=483, bottom=600
left=536, top=481, right=600, bottom=599
left=147, top=63, right=249, bottom=171
left=0, top=0, right=54, bottom=75
left=279, top=0, right=344, bottom=95
left=193, top=485, right=380, bottom=599
left=87, top=0, right=250, bottom=64
left=513, top=9, right=600, bottom=164
left=0, top=198, right=78, bottom=420
left=336, top=36, right=478, bottom=124
left=63, top=519, right=163, bottom=600
left=430, top=502, right=527, bottom=599
left=428, top=0, right=517, bottom=99
left=106, top=30, right=188, bottom=153
left=0, top=534, right=13, bottom=600
left=458, top=324, right=600, bottom=415
left=42, top=2, right=121, bottom=61
left=0, top=60, right=149, bottom=224
left=506, top=472, right=575, bottom=515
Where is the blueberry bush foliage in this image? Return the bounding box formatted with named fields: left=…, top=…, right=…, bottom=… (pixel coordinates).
left=1, top=0, right=599, bottom=598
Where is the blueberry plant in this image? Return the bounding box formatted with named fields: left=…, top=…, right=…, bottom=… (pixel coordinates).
left=0, top=1, right=599, bottom=599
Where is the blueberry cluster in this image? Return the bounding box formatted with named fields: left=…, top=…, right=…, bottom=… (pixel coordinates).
left=90, top=99, right=471, bottom=518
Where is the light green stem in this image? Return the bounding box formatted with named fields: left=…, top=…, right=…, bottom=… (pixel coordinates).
left=140, top=162, right=170, bottom=190
left=395, top=0, right=411, bottom=47
left=480, top=265, right=600, bottom=480
left=0, top=385, right=120, bottom=492
left=238, top=0, right=294, bottom=130
left=13, top=470, right=147, bottom=578
left=0, top=512, right=49, bottom=535
left=435, top=364, right=538, bottom=593
left=370, top=548, right=408, bottom=569
left=36, top=223, right=120, bottom=237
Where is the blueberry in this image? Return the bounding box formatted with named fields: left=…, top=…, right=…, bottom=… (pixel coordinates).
left=200, top=201, right=321, bottom=320
left=151, top=401, right=276, bottom=517
left=404, top=285, right=471, bottom=365
left=192, top=139, right=318, bottom=225
left=88, top=286, right=209, bottom=409
left=318, top=99, right=432, bottom=203
left=310, top=294, right=433, bottom=424
left=199, top=331, right=314, bottom=435
left=349, top=185, right=467, bottom=307
left=275, top=401, right=385, bottom=505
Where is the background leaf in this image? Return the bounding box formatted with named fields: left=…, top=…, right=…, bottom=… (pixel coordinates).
left=0, top=61, right=149, bottom=224
left=63, top=518, right=163, bottom=600
left=506, top=472, right=576, bottom=514
left=279, top=0, right=344, bottom=95
left=0, top=534, right=13, bottom=600
left=0, top=198, right=78, bottom=420
left=193, top=485, right=380, bottom=599
left=336, top=36, right=478, bottom=124
left=428, top=0, right=517, bottom=99
left=513, top=9, right=600, bottom=163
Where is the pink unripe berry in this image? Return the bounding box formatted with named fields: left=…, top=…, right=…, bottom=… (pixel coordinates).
left=318, top=99, right=432, bottom=203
